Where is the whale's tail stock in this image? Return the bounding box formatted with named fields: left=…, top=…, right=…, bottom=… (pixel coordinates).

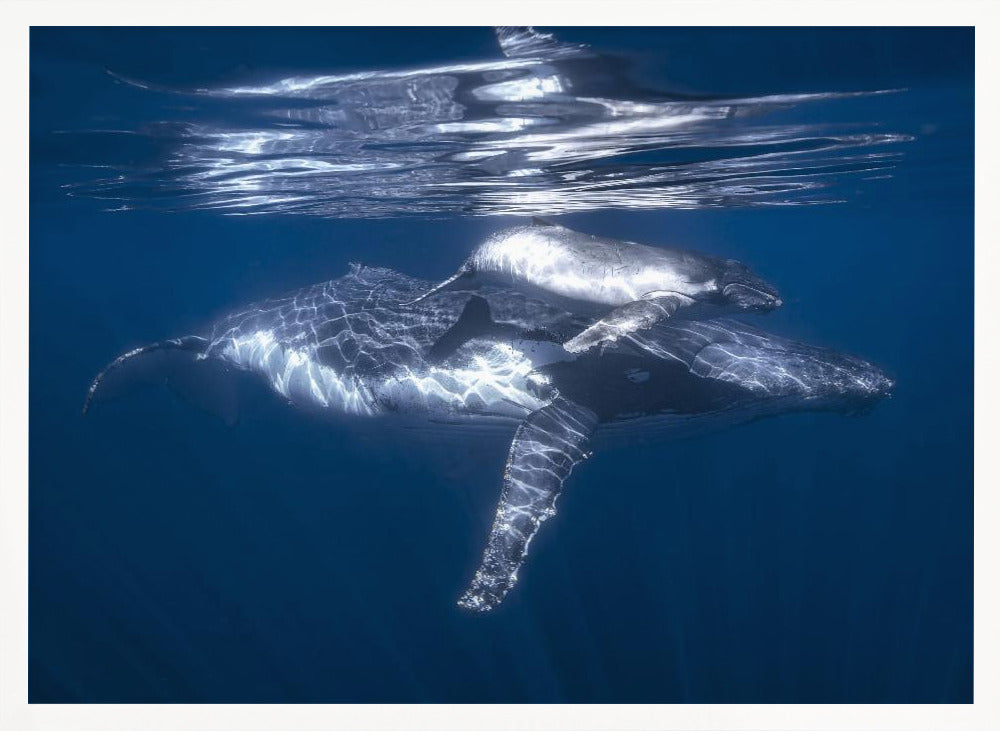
left=82, top=335, right=240, bottom=425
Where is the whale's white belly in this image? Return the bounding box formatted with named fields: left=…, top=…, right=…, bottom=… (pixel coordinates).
left=217, top=329, right=551, bottom=421
left=219, top=329, right=380, bottom=416
left=473, top=228, right=709, bottom=306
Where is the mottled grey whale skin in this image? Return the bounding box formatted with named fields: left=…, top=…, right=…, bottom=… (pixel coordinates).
left=85, top=265, right=891, bottom=613
left=406, top=218, right=783, bottom=353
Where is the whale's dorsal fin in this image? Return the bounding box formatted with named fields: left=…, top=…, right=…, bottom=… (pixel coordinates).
left=428, top=295, right=564, bottom=363
left=494, top=27, right=591, bottom=60
left=458, top=397, right=598, bottom=612
left=531, top=216, right=559, bottom=228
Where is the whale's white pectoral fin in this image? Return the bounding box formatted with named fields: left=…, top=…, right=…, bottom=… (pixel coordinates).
left=401, top=263, right=474, bottom=306
left=563, top=295, right=682, bottom=354
left=458, top=398, right=598, bottom=612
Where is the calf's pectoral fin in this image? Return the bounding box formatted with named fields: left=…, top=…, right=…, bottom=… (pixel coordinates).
left=563, top=294, right=683, bottom=354
left=401, top=262, right=475, bottom=306
left=458, top=397, right=598, bottom=613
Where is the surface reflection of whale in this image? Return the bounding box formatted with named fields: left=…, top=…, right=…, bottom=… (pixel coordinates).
left=84, top=265, right=893, bottom=612
left=91, top=28, right=908, bottom=217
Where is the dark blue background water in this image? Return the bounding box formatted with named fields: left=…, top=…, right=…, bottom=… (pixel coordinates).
left=30, top=28, right=973, bottom=703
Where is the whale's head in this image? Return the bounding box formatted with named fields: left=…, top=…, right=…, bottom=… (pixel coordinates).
left=820, top=356, right=896, bottom=415
left=544, top=320, right=894, bottom=424
left=686, top=335, right=896, bottom=416
left=719, top=259, right=782, bottom=312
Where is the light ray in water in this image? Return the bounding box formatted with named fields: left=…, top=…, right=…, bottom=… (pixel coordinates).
left=64, top=27, right=911, bottom=218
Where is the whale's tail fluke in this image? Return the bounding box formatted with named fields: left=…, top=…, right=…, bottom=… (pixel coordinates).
left=82, top=335, right=210, bottom=416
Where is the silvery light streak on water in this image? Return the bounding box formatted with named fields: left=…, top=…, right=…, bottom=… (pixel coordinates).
left=65, top=27, right=911, bottom=218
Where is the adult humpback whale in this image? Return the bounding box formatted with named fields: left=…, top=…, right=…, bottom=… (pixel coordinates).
left=84, top=265, right=891, bottom=612
left=407, top=218, right=782, bottom=353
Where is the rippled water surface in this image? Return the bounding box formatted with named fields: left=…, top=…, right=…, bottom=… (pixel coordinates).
left=53, top=27, right=913, bottom=217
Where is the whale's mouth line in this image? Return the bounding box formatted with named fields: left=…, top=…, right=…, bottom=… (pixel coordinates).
left=722, top=282, right=782, bottom=307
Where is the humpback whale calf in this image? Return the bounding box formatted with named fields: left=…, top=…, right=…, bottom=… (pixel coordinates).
left=85, top=265, right=890, bottom=612
left=406, top=218, right=782, bottom=353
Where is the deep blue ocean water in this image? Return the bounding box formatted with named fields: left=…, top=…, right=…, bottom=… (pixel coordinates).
left=29, top=27, right=973, bottom=703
